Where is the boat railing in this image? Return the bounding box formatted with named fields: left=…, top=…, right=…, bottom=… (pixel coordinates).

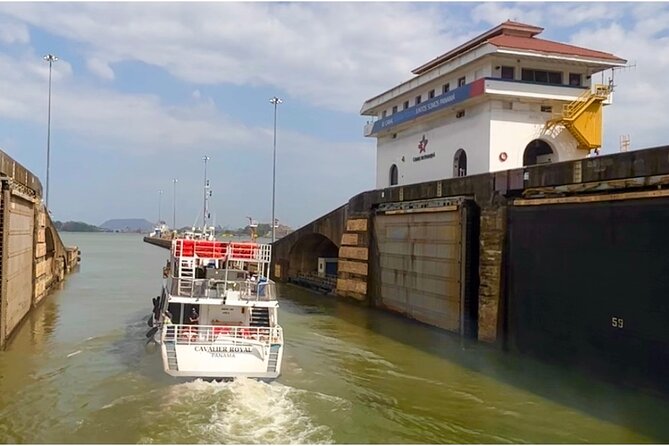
left=162, top=324, right=283, bottom=346
left=172, top=239, right=272, bottom=263
left=166, top=277, right=277, bottom=301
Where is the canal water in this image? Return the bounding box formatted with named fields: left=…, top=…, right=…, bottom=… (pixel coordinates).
left=1, top=232, right=669, bottom=443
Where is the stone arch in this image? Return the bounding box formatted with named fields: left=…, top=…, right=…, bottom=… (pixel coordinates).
left=287, top=233, right=338, bottom=278
left=389, top=164, right=398, bottom=186
left=523, top=139, right=556, bottom=166
left=453, top=148, right=467, bottom=177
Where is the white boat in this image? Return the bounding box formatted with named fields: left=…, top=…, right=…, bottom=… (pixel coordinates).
left=148, top=237, right=284, bottom=380
left=149, top=223, right=170, bottom=238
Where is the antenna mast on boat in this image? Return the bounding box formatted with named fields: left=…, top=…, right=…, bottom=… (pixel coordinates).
left=203, top=155, right=211, bottom=231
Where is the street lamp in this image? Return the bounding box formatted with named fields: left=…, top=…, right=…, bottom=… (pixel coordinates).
left=269, top=96, right=282, bottom=243
left=158, top=189, right=163, bottom=224
left=172, top=178, right=178, bottom=229
left=202, top=155, right=211, bottom=230
left=43, top=53, right=58, bottom=208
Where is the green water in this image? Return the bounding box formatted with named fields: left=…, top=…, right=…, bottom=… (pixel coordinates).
left=0, top=232, right=668, bottom=443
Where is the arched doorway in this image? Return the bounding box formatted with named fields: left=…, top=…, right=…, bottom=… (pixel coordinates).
left=389, top=164, right=398, bottom=186
left=453, top=149, right=467, bottom=177
left=523, top=139, right=555, bottom=166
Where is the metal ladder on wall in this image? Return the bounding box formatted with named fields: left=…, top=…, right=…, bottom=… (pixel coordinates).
left=178, top=258, right=195, bottom=296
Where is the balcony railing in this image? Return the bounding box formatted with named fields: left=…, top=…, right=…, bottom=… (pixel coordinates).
left=162, top=324, right=283, bottom=346
left=166, top=277, right=277, bottom=301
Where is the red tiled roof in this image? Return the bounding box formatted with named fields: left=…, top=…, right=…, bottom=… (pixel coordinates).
left=411, top=21, right=625, bottom=75
left=488, top=34, right=626, bottom=63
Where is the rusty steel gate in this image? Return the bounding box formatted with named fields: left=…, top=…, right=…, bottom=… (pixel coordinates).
left=373, top=197, right=478, bottom=336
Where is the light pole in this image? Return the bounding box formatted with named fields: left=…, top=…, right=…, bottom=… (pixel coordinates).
left=158, top=189, right=163, bottom=224
left=43, top=54, right=58, bottom=208
left=269, top=96, right=282, bottom=243
left=172, top=178, right=178, bottom=229
left=202, top=155, right=210, bottom=230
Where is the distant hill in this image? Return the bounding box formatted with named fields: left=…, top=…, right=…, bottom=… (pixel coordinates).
left=100, top=218, right=154, bottom=233
left=54, top=221, right=103, bottom=232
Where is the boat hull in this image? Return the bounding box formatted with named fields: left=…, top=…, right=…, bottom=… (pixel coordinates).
left=159, top=332, right=283, bottom=380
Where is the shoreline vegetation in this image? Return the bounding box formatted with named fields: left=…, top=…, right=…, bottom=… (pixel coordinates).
left=53, top=220, right=293, bottom=237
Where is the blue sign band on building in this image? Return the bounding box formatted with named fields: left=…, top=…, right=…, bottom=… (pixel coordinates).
left=370, top=79, right=486, bottom=135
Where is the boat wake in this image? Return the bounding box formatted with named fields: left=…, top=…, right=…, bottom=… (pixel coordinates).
left=140, top=378, right=333, bottom=444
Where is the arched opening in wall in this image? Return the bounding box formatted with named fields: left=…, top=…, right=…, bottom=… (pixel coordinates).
left=45, top=227, right=55, bottom=259
left=389, top=164, right=398, bottom=186
left=453, top=149, right=467, bottom=177
left=523, top=139, right=555, bottom=166
left=287, top=233, right=338, bottom=280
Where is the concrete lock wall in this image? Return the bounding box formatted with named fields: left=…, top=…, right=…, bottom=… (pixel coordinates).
left=2, top=191, right=35, bottom=342
left=0, top=147, right=79, bottom=349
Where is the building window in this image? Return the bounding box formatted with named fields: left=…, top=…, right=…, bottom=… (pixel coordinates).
left=458, top=77, right=466, bottom=87
left=392, top=105, right=398, bottom=114
left=442, top=83, right=450, bottom=94
left=454, top=149, right=467, bottom=177
left=501, top=66, right=515, bottom=80
left=429, top=89, right=435, bottom=99
left=569, top=73, right=582, bottom=86
left=381, top=110, right=387, bottom=118
left=415, top=95, right=422, bottom=105
left=456, top=110, right=465, bottom=118
left=541, top=105, right=552, bottom=113
left=521, top=68, right=563, bottom=85
left=390, top=164, right=398, bottom=186
left=403, top=100, right=409, bottom=110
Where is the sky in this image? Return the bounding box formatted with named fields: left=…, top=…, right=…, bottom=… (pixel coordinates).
left=0, top=1, right=667, bottom=230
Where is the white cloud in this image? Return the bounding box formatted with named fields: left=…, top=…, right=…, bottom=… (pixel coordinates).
left=86, top=57, right=115, bottom=80
left=0, top=3, right=464, bottom=113
left=471, top=3, right=544, bottom=28
left=0, top=18, right=29, bottom=44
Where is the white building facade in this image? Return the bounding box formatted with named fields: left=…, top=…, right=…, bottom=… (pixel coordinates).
left=361, top=21, right=627, bottom=189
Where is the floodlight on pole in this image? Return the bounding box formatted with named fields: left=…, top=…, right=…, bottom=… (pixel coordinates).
left=269, top=96, right=283, bottom=243
left=43, top=53, right=58, bottom=208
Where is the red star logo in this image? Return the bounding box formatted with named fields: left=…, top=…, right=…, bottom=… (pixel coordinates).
left=418, top=135, right=428, bottom=153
